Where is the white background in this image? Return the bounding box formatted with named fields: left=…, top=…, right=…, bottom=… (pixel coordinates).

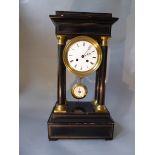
left=1, top=0, right=155, bottom=155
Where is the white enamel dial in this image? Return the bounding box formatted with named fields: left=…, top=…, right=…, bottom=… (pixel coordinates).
left=63, top=36, right=102, bottom=77
left=71, top=84, right=88, bottom=99
left=67, top=41, right=98, bottom=72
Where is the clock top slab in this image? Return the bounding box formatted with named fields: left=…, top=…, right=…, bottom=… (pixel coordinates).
left=49, top=11, right=118, bottom=36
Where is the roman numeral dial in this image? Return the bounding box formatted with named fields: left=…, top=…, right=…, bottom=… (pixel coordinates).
left=67, top=41, right=98, bottom=71
left=63, top=36, right=102, bottom=77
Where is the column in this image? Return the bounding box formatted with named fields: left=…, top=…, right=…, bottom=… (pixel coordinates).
left=54, top=35, right=67, bottom=113
left=94, top=36, right=110, bottom=112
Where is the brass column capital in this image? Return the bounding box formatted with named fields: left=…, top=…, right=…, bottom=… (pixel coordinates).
left=101, top=36, right=110, bottom=46
left=57, top=35, right=66, bottom=45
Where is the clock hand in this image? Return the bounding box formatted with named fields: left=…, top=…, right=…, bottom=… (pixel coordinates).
left=81, top=46, right=91, bottom=58
left=78, top=87, right=81, bottom=93
left=81, top=49, right=89, bottom=58
left=83, top=49, right=89, bottom=56
left=85, top=50, right=95, bottom=56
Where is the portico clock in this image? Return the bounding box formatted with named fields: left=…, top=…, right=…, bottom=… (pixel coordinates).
left=47, top=11, right=118, bottom=140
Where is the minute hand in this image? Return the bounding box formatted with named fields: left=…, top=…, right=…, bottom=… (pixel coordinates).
left=83, top=46, right=91, bottom=56
left=83, top=49, right=90, bottom=56
left=84, top=50, right=94, bottom=56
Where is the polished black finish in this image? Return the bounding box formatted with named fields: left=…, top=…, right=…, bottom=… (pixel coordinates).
left=48, top=11, right=118, bottom=140
left=57, top=44, right=66, bottom=105
left=95, top=46, right=108, bottom=105
left=48, top=102, right=114, bottom=140
left=50, top=11, right=118, bottom=37
left=95, top=66, right=100, bottom=101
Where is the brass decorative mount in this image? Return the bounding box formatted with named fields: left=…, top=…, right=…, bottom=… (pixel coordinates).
left=101, top=36, right=110, bottom=46
left=54, top=104, right=67, bottom=113
left=56, top=35, right=66, bottom=45
left=92, top=100, right=107, bottom=113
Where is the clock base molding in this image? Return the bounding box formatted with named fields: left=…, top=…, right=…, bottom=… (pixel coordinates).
left=47, top=102, right=114, bottom=140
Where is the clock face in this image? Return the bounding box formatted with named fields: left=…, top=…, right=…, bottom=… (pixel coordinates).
left=67, top=41, right=98, bottom=72
left=71, top=84, right=88, bottom=99
left=63, top=36, right=102, bottom=77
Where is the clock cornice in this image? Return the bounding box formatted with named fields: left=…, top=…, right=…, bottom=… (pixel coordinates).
left=49, top=11, right=118, bottom=36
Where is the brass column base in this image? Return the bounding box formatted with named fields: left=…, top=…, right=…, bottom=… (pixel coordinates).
left=92, top=100, right=107, bottom=113
left=54, top=104, right=67, bottom=113
left=95, top=105, right=107, bottom=112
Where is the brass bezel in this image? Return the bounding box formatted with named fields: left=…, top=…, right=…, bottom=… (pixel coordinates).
left=63, top=36, right=102, bottom=77
left=71, top=83, right=88, bottom=99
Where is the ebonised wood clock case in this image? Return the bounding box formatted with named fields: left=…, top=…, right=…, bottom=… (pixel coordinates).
left=47, top=11, right=118, bottom=140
